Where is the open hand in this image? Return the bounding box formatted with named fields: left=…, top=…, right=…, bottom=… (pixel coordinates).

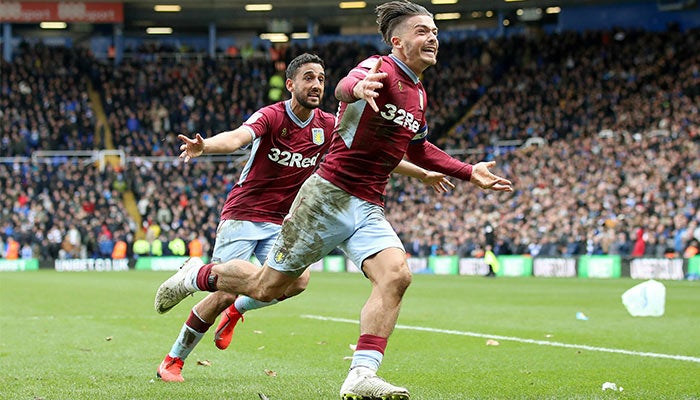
left=421, top=171, right=456, bottom=193
left=178, top=133, right=205, bottom=162
left=470, top=161, right=513, bottom=192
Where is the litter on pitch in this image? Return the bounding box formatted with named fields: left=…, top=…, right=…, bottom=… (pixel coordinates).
left=602, top=382, right=624, bottom=392
left=622, top=279, right=666, bottom=317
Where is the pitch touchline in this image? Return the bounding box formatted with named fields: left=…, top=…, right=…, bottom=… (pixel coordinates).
left=301, top=314, right=700, bottom=364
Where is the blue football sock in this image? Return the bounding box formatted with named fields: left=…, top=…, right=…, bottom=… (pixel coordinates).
left=234, top=296, right=279, bottom=313
left=168, top=324, right=205, bottom=361
left=350, top=350, right=383, bottom=372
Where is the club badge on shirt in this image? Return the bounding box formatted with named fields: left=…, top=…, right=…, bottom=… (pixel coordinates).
left=312, top=128, right=324, bottom=145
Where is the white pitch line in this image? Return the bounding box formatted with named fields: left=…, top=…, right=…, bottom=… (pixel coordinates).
left=301, top=314, right=700, bottom=364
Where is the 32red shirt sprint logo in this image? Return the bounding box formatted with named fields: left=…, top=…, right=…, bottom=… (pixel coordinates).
left=379, top=103, right=421, bottom=133
left=268, top=148, right=320, bottom=168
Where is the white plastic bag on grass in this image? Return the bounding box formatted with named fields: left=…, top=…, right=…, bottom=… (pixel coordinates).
left=621, top=279, right=665, bottom=317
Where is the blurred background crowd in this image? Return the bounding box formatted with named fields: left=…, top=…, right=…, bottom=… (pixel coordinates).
left=1, top=26, right=698, bottom=261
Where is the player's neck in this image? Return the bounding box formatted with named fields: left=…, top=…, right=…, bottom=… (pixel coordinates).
left=391, top=49, right=429, bottom=76
left=289, top=99, right=312, bottom=121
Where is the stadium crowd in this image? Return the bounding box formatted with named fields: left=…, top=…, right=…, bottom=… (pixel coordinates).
left=1, top=27, right=698, bottom=261
left=1, top=43, right=98, bottom=155
left=0, top=161, right=136, bottom=259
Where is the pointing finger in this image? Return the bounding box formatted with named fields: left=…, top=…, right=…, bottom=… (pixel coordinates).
left=368, top=57, right=383, bottom=74
left=367, top=97, right=379, bottom=113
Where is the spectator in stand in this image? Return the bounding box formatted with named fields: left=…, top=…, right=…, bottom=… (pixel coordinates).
left=112, top=237, right=128, bottom=259
left=20, top=242, right=33, bottom=259
left=98, top=226, right=115, bottom=258
left=187, top=233, right=203, bottom=258
left=151, top=234, right=165, bottom=257
left=5, top=237, right=19, bottom=259
left=133, top=238, right=151, bottom=258
left=631, top=227, right=647, bottom=257
left=167, top=232, right=186, bottom=257
left=684, top=239, right=699, bottom=259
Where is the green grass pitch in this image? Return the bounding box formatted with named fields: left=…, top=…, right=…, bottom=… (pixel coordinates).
left=1, top=270, right=698, bottom=399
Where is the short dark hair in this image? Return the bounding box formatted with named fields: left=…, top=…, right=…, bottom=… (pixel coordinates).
left=286, top=53, right=325, bottom=80
left=376, top=0, right=433, bottom=45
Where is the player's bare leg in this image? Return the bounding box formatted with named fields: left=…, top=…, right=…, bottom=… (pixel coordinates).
left=213, top=261, right=298, bottom=302
left=155, top=257, right=297, bottom=313
left=359, top=248, right=411, bottom=337
left=194, top=291, right=238, bottom=322
left=340, top=247, right=412, bottom=400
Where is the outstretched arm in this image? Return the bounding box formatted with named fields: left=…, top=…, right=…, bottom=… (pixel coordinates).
left=393, top=160, right=455, bottom=193
left=178, top=128, right=254, bottom=163
left=405, top=140, right=513, bottom=192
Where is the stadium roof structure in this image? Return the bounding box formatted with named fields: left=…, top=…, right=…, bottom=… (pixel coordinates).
left=121, top=0, right=644, bottom=33
left=92, top=0, right=642, bottom=35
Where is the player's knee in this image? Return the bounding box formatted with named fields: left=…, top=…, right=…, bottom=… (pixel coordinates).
left=395, top=267, right=412, bottom=293
left=215, top=291, right=237, bottom=306
left=283, top=285, right=306, bottom=298
left=251, top=264, right=298, bottom=302
left=206, top=291, right=237, bottom=311
left=284, top=273, right=309, bottom=297
left=382, top=262, right=412, bottom=296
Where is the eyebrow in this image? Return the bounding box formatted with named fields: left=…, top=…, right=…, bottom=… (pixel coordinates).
left=413, top=23, right=438, bottom=33
left=302, top=70, right=325, bottom=76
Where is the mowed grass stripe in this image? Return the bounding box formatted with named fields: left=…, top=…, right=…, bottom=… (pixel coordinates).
left=302, top=314, right=700, bottom=363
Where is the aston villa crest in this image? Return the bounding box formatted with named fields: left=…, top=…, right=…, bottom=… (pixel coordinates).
left=274, top=248, right=287, bottom=263
left=312, top=128, right=324, bottom=145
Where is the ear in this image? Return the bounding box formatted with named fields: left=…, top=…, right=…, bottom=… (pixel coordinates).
left=285, top=78, right=294, bottom=92
left=390, top=35, right=402, bottom=48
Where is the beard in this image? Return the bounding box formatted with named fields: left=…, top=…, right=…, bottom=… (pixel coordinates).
left=296, top=94, right=320, bottom=109
left=294, top=88, right=322, bottom=109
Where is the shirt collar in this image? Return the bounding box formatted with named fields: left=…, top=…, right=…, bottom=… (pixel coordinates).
left=285, top=99, right=314, bottom=128
left=388, top=54, right=420, bottom=84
